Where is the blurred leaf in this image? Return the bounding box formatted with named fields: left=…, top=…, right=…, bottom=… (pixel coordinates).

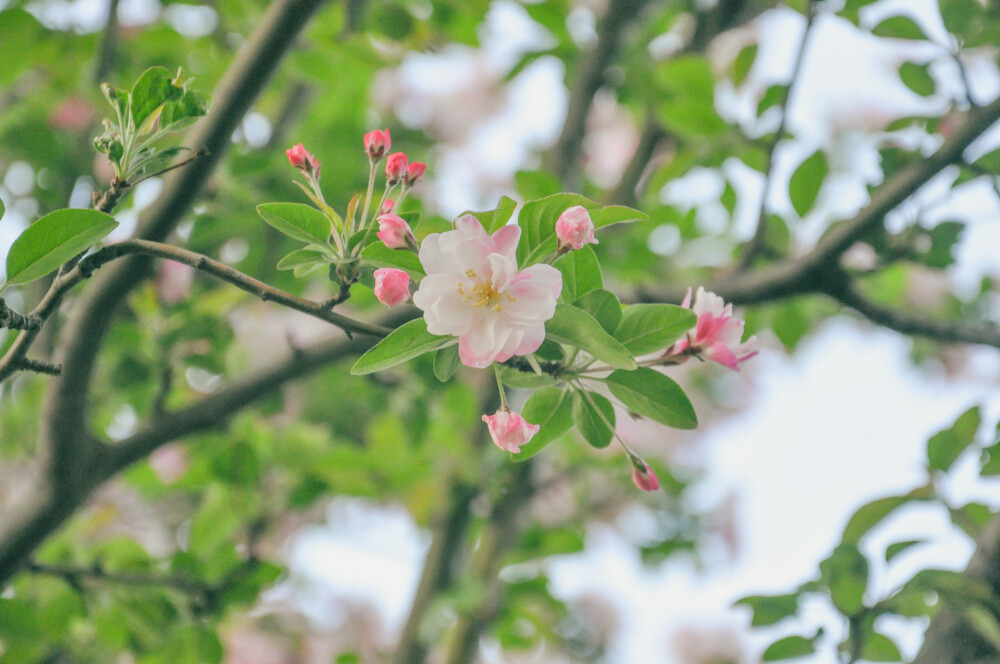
left=841, top=486, right=933, bottom=544
left=789, top=150, right=828, bottom=217
left=899, top=62, right=935, bottom=97
left=885, top=539, right=924, bottom=562
left=872, top=15, right=928, bottom=40
left=515, top=169, right=561, bottom=200
left=4, top=209, right=118, bottom=288
left=572, top=390, right=615, bottom=449
left=819, top=544, right=868, bottom=615
left=605, top=367, right=697, bottom=429
left=463, top=195, right=517, bottom=234
left=763, top=634, right=816, bottom=661
left=735, top=593, right=800, bottom=627
left=927, top=406, right=980, bottom=472
left=731, top=44, right=757, bottom=86
left=862, top=632, right=903, bottom=662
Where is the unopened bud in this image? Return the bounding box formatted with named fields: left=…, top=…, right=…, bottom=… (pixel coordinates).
left=373, top=268, right=411, bottom=307
left=405, top=161, right=426, bottom=186
left=364, top=129, right=391, bottom=161
left=555, top=205, right=598, bottom=251
left=286, top=143, right=321, bottom=180
left=385, top=152, right=408, bottom=185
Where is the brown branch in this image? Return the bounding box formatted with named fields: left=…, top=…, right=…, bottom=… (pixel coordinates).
left=607, top=115, right=669, bottom=207
left=736, top=1, right=818, bottom=271
left=822, top=275, right=1000, bottom=349
left=0, top=299, right=42, bottom=331
left=14, top=358, right=62, bottom=376
left=442, top=460, right=536, bottom=664
left=93, top=0, right=121, bottom=84
left=913, top=514, right=1000, bottom=664
left=549, top=0, right=653, bottom=184
left=638, top=93, right=1000, bottom=309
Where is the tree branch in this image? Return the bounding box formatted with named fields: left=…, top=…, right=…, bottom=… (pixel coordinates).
left=549, top=0, right=653, bottom=185
left=442, top=461, right=536, bottom=664
left=913, top=514, right=1000, bottom=664
left=93, top=0, right=121, bottom=84
left=821, top=275, right=1000, bottom=349
left=607, top=115, right=669, bottom=207
left=736, top=2, right=818, bottom=271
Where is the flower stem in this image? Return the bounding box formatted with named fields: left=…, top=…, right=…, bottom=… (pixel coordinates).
left=358, top=159, right=377, bottom=233
left=351, top=182, right=396, bottom=259
left=571, top=380, right=637, bottom=459
left=493, top=363, right=509, bottom=410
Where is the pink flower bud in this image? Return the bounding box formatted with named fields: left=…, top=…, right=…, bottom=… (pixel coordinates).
left=286, top=143, right=320, bottom=180
left=405, top=161, right=426, bottom=186
left=373, top=268, right=411, bottom=307
left=482, top=407, right=540, bottom=454
left=380, top=198, right=395, bottom=215
left=364, top=129, right=391, bottom=161
left=377, top=213, right=416, bottom=249
left=555, top=205, right=598, bottom=250
left=385, top=152, right=408, bottom=185
left=631, top=461, right=659, bottom=492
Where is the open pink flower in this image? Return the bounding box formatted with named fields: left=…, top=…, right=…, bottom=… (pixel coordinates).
left=555, top=205, right=598, bottom=250
left=631, top=461, right=659, bottom=492
left=667, top=287, right=758, bottom=371
left=482, top=407, right=540, bottom=453
left=377, top=213, right=416, bottom=249
left=412, top=215, right=562, bottom=368
left=373, top=268, right=410, bottom=307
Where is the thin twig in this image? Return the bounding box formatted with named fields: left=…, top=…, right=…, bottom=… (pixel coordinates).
left=94, top=0, right=121, bottom=84
left=14, top=358, right=62, bottom=376
left=736, top=2, right=819, bottom=271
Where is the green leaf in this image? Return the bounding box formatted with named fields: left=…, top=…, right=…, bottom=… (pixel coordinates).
left=276, top=248, right=328, bottom=271
left=130, top=66, right=181, bottom=129
left=819, top=544, right=868, bottom=615
left=573, top=390, right=616, bottom=449
left=980, top=421, right=1000, bottom=475
left=841, top=486, right=933, bottom=545
left=574, top=289, right=622, bottom=334
left=595, top=205, right=648, bottom=229
left=763, top=635, right=815, bottom=661
left=861, top=633, right=902, bottom=662
left=615, top=304, right=696, bottom=356
left=872, top=15, right=928, bottom=40
left=757, top=84, right=788, bottom=117
left=0, top=198, right=5, bottom=221
left=736, top=593, right=800, bottom=627
left=463, top=195, right=517, bottom=234
left=885, top=539, right=924, bottom=562
left=516, top=193, right=599, bottom=266
left=655, top=56, right=728, bottom=138
left=899, top=62, right=935, bottom=97
left=350, top=318, right=454, bottom=375
left=546, top=303, right=636, bottom=370
left=433, top=344, right=460, bottom=382
left=498, top=365, right=557, bottom=389
left=515, top=387, right=573, bottom=460
left=158, top=89, right=210, bottom=133
left=257, top=202, right=332, bottom=246
left=927, top=406, right=980, bottom=473
left=553, top=245, right=602, bottom=302
left=731, top=44, right=757, bottom=86
left=4, top=209, right=118, bottom=288
left=605, top=367, right=697, bottom=430
left=789, top=150, right=828, bottom=217
left=360, top=242, right=425, bottom=277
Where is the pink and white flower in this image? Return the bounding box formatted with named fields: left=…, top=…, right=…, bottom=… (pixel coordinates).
left=373, top=268, right=410, bottom=307
left=555, top=205, right=598, bottom=250
left=666, top=287, right=758, bottom=371
left=631, top=461, right=659, bottom=492
left=482, top=407, right=540, bottom=453
left=376, top=213, right=417, bottom=249
left=412, top=215, right=562, bottom=369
